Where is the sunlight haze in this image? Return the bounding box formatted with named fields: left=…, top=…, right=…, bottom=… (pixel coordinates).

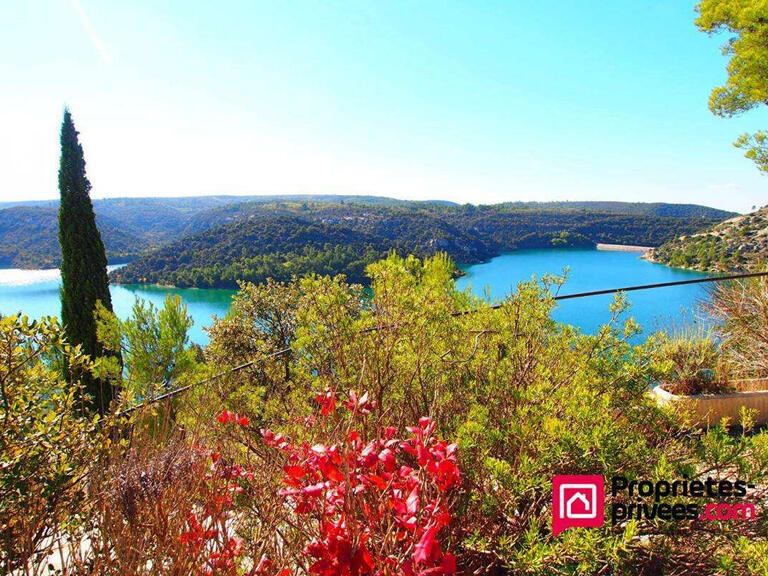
left=1, top=1, right=766, bottom=212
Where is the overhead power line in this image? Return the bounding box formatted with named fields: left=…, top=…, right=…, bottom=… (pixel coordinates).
left=115, top=348, right=291, bottom=417
left=462, top=270, right=768, bottom=313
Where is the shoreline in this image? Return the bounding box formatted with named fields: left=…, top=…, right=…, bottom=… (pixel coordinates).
left=596, top=243, right=652, bottom=253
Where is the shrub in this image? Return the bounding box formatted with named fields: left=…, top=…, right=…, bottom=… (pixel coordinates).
left=0, top=315, right=97, bottom=574
left=79, top=430, right=244, bottom=576
left=709, top=275, right=768, bottom=379
left=258, top=392, right=461, bottom=575
left=652, top=331, right=728, bottom=395
left=95, top=294, right=200, bottom=407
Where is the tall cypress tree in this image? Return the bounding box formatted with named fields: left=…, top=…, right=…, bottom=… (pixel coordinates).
left=58, top=108, right=117, bottom=413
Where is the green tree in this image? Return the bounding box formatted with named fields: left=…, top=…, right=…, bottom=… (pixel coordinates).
left=696, top=0, right=768, bottom=171
left=206, top=278, right=304, bottom=425
left=95, top=295, right=198, bottom=405
left=58, top=108, right=118, bottom=413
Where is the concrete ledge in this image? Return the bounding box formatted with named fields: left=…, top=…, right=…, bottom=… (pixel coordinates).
left=596, top=243, right=652, bottom=253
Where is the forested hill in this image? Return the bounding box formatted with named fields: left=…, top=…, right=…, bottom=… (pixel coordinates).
left=0, top=195, right=420, bottom=268
left=647, top=205, right=768, bottom=272
left=0, top=196, right=733, bottom=270
left=0, top=206, right=147, bottom=268
left=110, top=201, right=733, bottom=288
left=494, top=201, right=735, bottom=219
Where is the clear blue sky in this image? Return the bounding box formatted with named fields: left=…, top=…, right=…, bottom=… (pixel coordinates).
left=1, top=1, right=766, bottom=212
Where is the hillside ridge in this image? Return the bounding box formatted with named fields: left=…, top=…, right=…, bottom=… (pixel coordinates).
left=647, top=205, right=768, bottom=272
left=112, top=201, right=732, bottom=289
left=0, top=195, right=736, bottom=272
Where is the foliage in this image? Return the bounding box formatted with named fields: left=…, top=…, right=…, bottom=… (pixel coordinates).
left=8, top=254, right=768, bottom=575
left=58, top=108, right=119, bottom=413
left=735, top=131, right=768, bottom=172
left=205, top=278, right=306, bottom=426
left=95, top=294, right=199, bottom=405
left=696, top=0, right=768, bottom=172
left=0, top=314, right=98, bottom=574
left=709, top=275, right=768, bottom=379
left=651, top=330, right=728, bottom=395
left=204, top=253, right=768, bottom=574
left=77, top=430, right=244, bottom=576
left=258, top=398, right=461, bottom=575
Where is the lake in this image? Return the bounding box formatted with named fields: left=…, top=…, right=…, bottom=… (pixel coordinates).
left=456, top=248, right=710, bottom=336
left=0, top=268, right=234, bottom=345
left=0, top=249, right=710, bottom=345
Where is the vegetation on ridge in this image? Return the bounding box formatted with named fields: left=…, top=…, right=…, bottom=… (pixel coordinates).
left=0, top=205, right=146, bottom=268
left=0, top=198, right=732, bottom=270
left=111, top=201, right=729, bottom=288
left=647, top=205, right=768, bottom=272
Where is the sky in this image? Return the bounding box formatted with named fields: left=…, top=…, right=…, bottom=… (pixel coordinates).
left=1, top=1, right=766, bottom=212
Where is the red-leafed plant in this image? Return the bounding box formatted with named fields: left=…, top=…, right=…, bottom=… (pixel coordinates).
left=177, top=447, right=250, bottom=576
left=79, top=429, right=250, bottom=576
left=257, top=389, right=461, bottom=576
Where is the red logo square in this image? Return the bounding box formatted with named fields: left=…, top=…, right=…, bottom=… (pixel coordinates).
left=553, top=475, right=604, bottom=535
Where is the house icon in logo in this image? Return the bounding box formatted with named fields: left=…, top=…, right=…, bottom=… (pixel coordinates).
left=563, top=488, right=595, bottom=519
left=552, top=475, right=604, bottom=535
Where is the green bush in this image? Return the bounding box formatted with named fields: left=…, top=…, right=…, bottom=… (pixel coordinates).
left=652, top=331, right=728, bottom=395
left=0, top=315, right=99, bottom=573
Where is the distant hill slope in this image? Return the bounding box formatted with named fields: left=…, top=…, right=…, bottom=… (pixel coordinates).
left=0, top=194, right=429, bottom=211
left=0, top=195, right=445, bottom=268
left=0, top=196, right=733, bottom=270
left=183, top=200, right=734, bottom=234
left=647, top=205, right=768, bottom=272
left=493, top=201, right=735, bottom=219
left=111, top=215, right=399, bottom=287
left=0, top=206, right=147, bottom=268
left=112, top=201, right=732, bottom=288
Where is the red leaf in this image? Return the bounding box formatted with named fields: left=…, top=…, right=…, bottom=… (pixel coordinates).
left=441, top=552, right=457, bottom=574
left=317, top=389, right=337, bottom=416
left=413, top=524, right=438, bottom=565
left=254, top=554, right=272, bottom=573
left=216, top=409, right=235, bottom=424
left=378, top=448, right=396, bottom=471
left=303, top=482, right=326, bottom=497
left=364, top=474, right=388, bottom=490
left=284, top=465, right=307, bottom=479
left=406, top=486, right=420, bottom=515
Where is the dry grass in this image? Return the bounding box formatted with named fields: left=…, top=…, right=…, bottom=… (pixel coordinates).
left=708, top=275, right=768, bottom=379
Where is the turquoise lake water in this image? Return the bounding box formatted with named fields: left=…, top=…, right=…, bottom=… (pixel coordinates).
left=456, top=249, right=710, bottom=337
left=0, top=249, right=710, bottom=345
left=0, top=267, right=234, bottom=345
